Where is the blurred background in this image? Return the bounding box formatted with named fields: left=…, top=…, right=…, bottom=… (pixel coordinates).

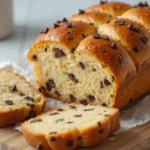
left=0, top=0, right=149, bottom=60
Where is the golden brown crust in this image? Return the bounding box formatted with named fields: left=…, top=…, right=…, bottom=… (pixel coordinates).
left=121, top=7, right=150, bottom=32
left=0, top=70, right=46, bottom=128
left=28, top=21, right=96, bottom=61
left=85, top=2, right=131, bottom=17
left=69, top=12, right=111, bottom=28
left=98, top=18, right=150, bottom=70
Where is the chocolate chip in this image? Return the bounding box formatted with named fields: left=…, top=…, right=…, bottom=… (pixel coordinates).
left=32, top=55, right=38, bottom=61
left=102, top=103, right=107, bottom=107
left=100, top=81, right=104, bottom=88
left=41, top=86, right=47, bottom=91
left=84, top=108, right=94, bottom=111
left=50, top=132, right=57, bottom=134
left=79, top=9, right=85, bottom=14
left=112, top=76, right=115, bottom=81
left=57, top=108, right=63, bottom=111
left=30, top=119, right=42, bottom=123
left=46, top=82, right=52, bottom=91
left=71, top=48, right=75, bottom=53
left=66, top=140, right=73, bottom=147
left=79, top=62, right=86, bottom=70
left=68, top=73, right=75, bottom=81
left=27, top=103, right=35, bottom=108
left=9, top=85, right=17, bottom=92
left=104, top=79, right=111, bottom=86
left=49, top=112, right=59, bottom=116
left=74, top=114, right=82, bottom=117
left=55, top=91, right=61, bottom=96
left=66, top=121, right=73, bottom=124
left=56, top=20, right=61, bottom=24
left=105, top=20, right=110, bottom=24
left=100, top=0, right=107, bottom=4
left=135, top=26, right=140, bottom=33
left=136, top=1, right=149, bottom=7
left=80, top=99, right=88, bottom=105
left=37, top=144, right=43, bottom=150
left=129, top=98, right=132, bottom=104
left=62, top=17, right=68, bottom=22
left=88, top=95, right=95, bottom=102
left=43, top=28, right=49, bottom=34
left=93, top=34, right=100, bottom=39
left=56, top=119, right=64, bottom=123
left=50, top=137, right=56, bottom=142
left=99, top=129, right=104, bottom=134
left=48, top=79, right=56, bottom=88
left=105, top=114, right=110, bottom=117
left=55, top=48, right=66, bottom=58
left=20, top=93, right=25, bottom=96
left=28, top=111, right=36, bottom=119
left=75, top=79, right=79, bottom=83
left=140, top=36, right=148, bottom=44
left=98, top=122, right=101, bottom=127
left=67, top=36, right=73, bottom=40
left=89, top=23, right=94, bottom=25
left=111, top=42, right=117, bottom=50
left=65, top=22, right=72, bottom=28
left=82, top=33, right=86, bottom=38
left=54, top=23, right=60, bottom=29
left=68, top=31, right=71, bottom=35
left=69, top=105, right=76, bottom=109
left=5, top=100, right=13, bottom=105
left=78, top=137, right=82, bottom=140
left=101, top=36, right=109, bottom=41
left=25, top=96, right=34, bottom=102
left=92, top=68, right=96, bottom=72
left=115, top=19, right=125, bottom=25
left=45, top=48, right=47, bottom=52
left=133, top=45, right=139, bottom=52
left=69, top=95, right=76, bottom=102
left=127, top=23, right=134, bottom=31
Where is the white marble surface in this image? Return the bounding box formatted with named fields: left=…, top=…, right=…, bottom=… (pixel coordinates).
left=0, top=0, right=149, bottom=60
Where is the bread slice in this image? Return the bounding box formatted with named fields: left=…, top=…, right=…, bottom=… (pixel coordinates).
left=0, top=70, right=46, bottom=127
left=21, top=103, right=120, bottom=150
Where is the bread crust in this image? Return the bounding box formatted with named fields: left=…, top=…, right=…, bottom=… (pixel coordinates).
left=69, top=12, right=111, bottom=28
left=85, top=2, right=131, bottom=17
left=0, top=70, right=46, bottom=128
left=121, top=7, right=150, bottom=32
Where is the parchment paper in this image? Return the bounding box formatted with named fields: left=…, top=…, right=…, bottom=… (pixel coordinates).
left=1, top=52, right=150, bottom=133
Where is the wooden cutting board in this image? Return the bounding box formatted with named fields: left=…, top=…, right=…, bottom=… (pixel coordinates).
left=0, top=122, right=150, bottom=150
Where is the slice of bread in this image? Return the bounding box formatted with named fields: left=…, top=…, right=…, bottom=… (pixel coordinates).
left=21, top=104, right=119, bottom=150
left=0, top=70, right=46, bottom=127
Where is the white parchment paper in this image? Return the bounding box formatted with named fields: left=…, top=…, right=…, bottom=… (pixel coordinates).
left=1, top=52, right=150, bottom=133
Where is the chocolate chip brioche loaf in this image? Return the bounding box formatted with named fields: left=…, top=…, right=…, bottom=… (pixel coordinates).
left=0, top=70, right=46, bottom=127
left=22, top=103, right=119, bottom=150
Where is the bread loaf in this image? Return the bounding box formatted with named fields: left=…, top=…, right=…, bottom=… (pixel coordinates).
left=21, top=103, right=119, bottom=150
left=0, top=70, right=46, bottom=127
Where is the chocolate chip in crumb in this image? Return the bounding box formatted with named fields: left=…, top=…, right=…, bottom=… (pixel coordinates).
left=27, top=103, right=35, bottom=108
left=80, top=99, right=88, bottom=105
left=66, top=121, right=73, bottom=124
left=100, top=81, right=104, bottom=88
left=84, top=108, right=94, bottom=111
left=104, top=79, right=111, bottom=86
left=98, top=122, right=101, bottom=127
left=28, top=111, right=36, bottom=119
left=79, top=9, right=85, bottom=14
left=30, top=119, right=42, bottom=123
left=5, top=100, right=13, bottom=105
left=9, top=85, right=17, bottom=92
left=62, top=17, right=68, bottom=22
left=45, top=48, right=47, bottom=52
left=111, top=42, right=117, bottom=50
left=105, top=20, right=110, bottom=24
left=57, top=108, right=63, bottom=111
left=32, top=55, right=38, bottom=61
left=56, top=119, right=64, bottom=123
left=101, top=36, right=109, bottom=41
left=92, top=68, right=97, bottom=72
left=75, top=79, right=79, bottom=83
left=37, top=144, right=43, bottom=150
left=68, top=73, right=75, bottom=81
left=69, top=105, right=76, bottom=109
left=140, top=36, right=148, bottom=44
left=65, top=22, right=72, bottom=28
left=50, top=137, right=56, bottom=142
left=99, top=128, right=104, bottom=134
left=55, top=91, right=61, bottom=96
left=78, top=137, right=82, bottom=140
left=105, top=114, right=110, bottom=117
left=49, top=112, right=59, bottom=116
left=115, top=19, right=125, bottom=25
left=41, top=86, right=47, bottom=91
left=102, top=103, right=107, bottom=107
left=93, top=34, right=100, bottom=39
left=19, top=93, right=25, bottom=96
left=48, top=79, right=56, bottom=88
left=67, top=36, right=73, bottom=40
left=55, top=48, right=66, bottom=58
left=71, top=48, right=75, bottom=53
left=50, top=132, right=57, bottom=134
left=88, top=95, right=95, bottom=102
left=133, top=45, right=139, bottom=52
left=46, top=82, right=52, bottom=91
left=25, top=96, right=34, bottom=102
left=82, top=33, right=86, bottom=38
left=69, top=95, right=76, bottom=102
left=112, top=76, right=115, bottom=81
left=79, top=62, right=86, bottom=70
left=66, top=140, right=73, bottom=147
left=74, top=114, right=82, bottom=117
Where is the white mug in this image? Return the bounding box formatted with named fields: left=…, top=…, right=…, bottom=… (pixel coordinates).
left=0, top=0, right=13, bottom=39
